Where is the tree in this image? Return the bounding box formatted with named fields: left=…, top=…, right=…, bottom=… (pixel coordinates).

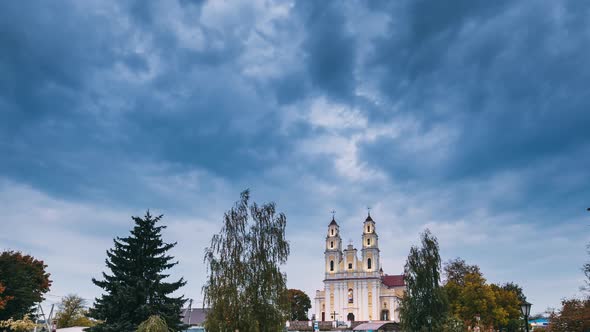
left=137, top=315, right=170, bottom=332
left=443, top=258, right=482, bottom=320
left=88, top=212, right=186, bottom=332
left=399, top=229, right=448, bottom=332
left=443, top=257, right=525, bottom=331
left=203, top=190, right=290, bottom=332
left=501, top=282, right=526, bottom=302
left=55, top=294, right=94, bottom=328
left=548, top=241, right=590, bottom=331
left=444, top=258, right=481, bottom=286
left=288, top=289, right=311, bottom=321
left=455, top=272, right=496, bottom=329
left=0, top=282, right=13, bottom=310
left=549, top=298, right=590, bottom=332
left=490, top=284, right=521, bottom=331
left=0, top=251, right=51, bottom=320
left=441, top=315, right=464, bottom=332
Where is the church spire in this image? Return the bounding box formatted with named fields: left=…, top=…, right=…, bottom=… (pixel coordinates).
left=361, top=211, right=379, bottom=273
left=366, top=207, right=373, bottom=222
left=325, top=211, right=342, bottom=274
left=329, top=210, right=338, bottom=226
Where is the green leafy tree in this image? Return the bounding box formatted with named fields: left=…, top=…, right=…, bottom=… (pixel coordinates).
left=442, top=315, right=464, bottom=332
left=88, top=212, right=186, bottom=332
left=137, top=315, right=170, bottom=332
left=55, top=294, right=95, bottom=328
left=501, top=282, right=526, bottom=302
left=490, top=284, right=521, bottom=330
left=444, top=258, right=481, bottom=286
left=495, top=283, right=525, bottom=331
left=288, top=289, right=312, bottom=321
left=443, top=258, right=481, bottom=319
left=455, top=272, right=496, bottom=329
left=399, top=229, right=448, bottom=332
left=0, top=251, right=51, bottom=320
left=443, top=257, right=526, bottom=331
left=203, top=190, right=290, bottom=332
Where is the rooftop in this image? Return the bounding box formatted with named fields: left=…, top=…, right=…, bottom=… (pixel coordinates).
left=382, top=274, right=405, bottom=288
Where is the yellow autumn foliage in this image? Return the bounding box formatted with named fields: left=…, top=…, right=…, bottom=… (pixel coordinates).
left=0, top=314, right=39, bottom=331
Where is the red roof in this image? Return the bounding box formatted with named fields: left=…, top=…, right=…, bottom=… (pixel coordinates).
left=382, top=274, right=405, bottom=287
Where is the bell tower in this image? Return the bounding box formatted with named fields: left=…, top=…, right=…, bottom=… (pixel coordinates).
left=361, top=212, right=380, bottom=273
left=325, top=215, right=342, bottom=274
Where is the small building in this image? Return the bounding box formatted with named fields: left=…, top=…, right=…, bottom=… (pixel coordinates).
left=530, top=318, right=549, bottom=330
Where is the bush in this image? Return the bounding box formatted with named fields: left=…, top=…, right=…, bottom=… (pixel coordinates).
left=137, top=315, right=170, bottom=332
left=0, top=315, right=38, bottom=331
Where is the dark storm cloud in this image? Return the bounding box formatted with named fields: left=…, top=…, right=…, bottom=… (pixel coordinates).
left=296, top=1, right=357, bottom=102
left=2, top=0, right=589, bottom=206
left=0, top=2, right=120, bottom=124
left=361, top=0, right=590, bottom=185
left=0, top=0, right=296, bottom=205
left=1, top=0, right=589, bottom=312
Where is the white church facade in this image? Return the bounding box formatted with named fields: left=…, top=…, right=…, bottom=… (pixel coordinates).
left=314, top=214, right=405, bottom=323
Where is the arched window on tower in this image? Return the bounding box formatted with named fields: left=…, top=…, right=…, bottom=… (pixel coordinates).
left=331, top=229, right=334, bottom=236
left=330, top=241, right=334, bottom=248
left=367, top=258, right=372, bottom=270
left=330, top=260, right=334, bottom=271
left=368, top=225, right=371, bottom=233
left=367, top=238, right=371, bottom=246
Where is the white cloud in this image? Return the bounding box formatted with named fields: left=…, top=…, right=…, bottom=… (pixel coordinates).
left=307, top=97, right=367, bottom=130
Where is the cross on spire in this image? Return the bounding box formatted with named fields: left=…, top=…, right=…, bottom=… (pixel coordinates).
left=367, top=206, right=371, bottom=217
left=330, top=209, right=336, bottom=220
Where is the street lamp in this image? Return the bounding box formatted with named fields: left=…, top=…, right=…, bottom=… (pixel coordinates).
left=520, top=301, right=532, bottom=332
left=426, top=316, right=432, bottom=332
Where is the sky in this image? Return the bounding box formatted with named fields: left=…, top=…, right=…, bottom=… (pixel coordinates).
left=1, top=0, right=589, bottom=316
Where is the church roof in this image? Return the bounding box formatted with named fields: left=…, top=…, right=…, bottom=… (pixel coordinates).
left=329, top=217, right=338, bottom=226
left=365, top=214, right=373, bottom=222
left=382, top=274, right=405, bottom=287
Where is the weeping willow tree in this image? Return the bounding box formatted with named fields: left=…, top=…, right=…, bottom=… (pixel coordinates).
left=137, top=315, right=169, bottom=332
left=203, top=190, right=290, bottom=332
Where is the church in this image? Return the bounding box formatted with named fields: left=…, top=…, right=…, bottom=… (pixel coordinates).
left=314, top=213, right=405, bottom=323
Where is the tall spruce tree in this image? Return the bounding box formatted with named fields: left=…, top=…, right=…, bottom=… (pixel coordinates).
left=400, top=229, right=448, bottom=332
left=88, top=212, right=186, bottom=332
left=203, top=190, right=290, bottom=332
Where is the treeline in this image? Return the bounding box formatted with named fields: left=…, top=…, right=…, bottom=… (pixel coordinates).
left=0, top=190, right=292, bottom=332
left=1, top=191, right=589, bottom=332
left=400, top=230, right=590, bottom=332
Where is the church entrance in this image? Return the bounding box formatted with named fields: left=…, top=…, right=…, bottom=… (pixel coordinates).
left=347, top=313, right=355, bottom=322
left=381, top=309, right=390, bottom=321
left=321, top=312, right=325, bottom=321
